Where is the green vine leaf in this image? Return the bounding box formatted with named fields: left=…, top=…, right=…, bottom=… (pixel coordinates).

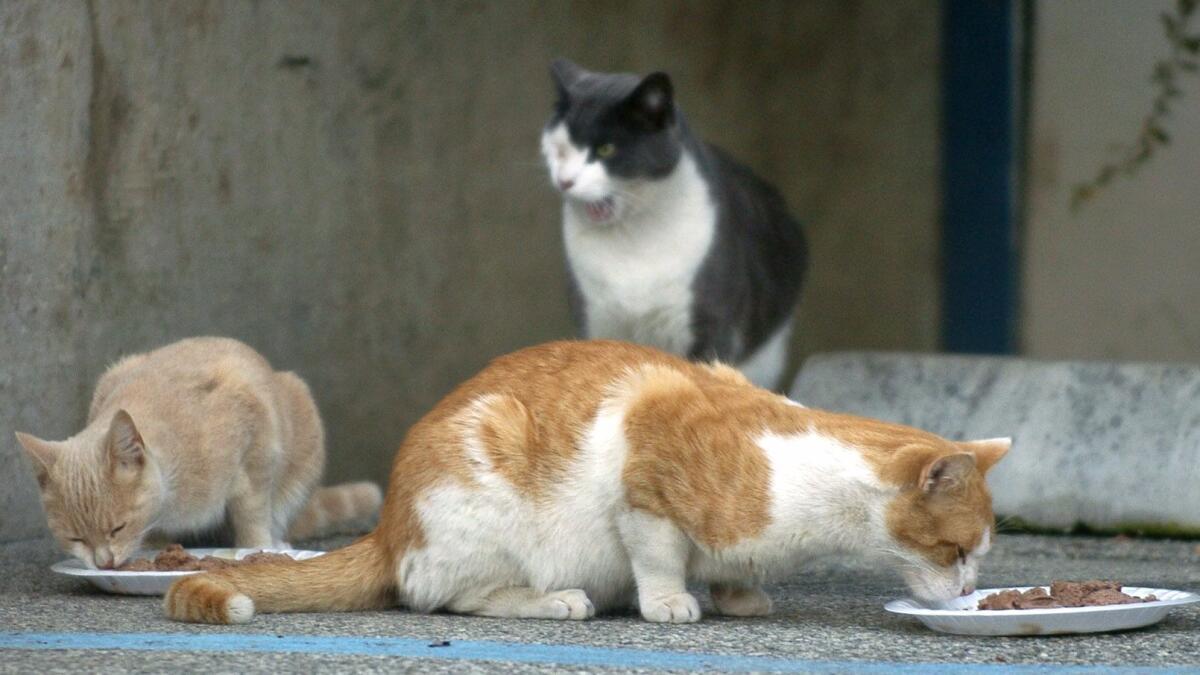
left=1071, top=4, right=1198, bottom=212
left=1163, top=13, right=1180, bottom=38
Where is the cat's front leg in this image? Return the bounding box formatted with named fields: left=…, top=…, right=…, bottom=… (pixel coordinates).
left=710, top=582, right=773, bottom=617
left=227, top=475, right=275, bottom=549
left=616, top=510, right=701, bottom=623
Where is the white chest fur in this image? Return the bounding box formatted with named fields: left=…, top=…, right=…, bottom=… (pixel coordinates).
left=563, top=152, right=716, bottom=356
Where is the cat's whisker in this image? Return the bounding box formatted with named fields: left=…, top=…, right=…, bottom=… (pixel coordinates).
left=873, top=546, right=941, bottom=576
left=994, top=515, right=1021, bottom=534
left=605, top=189, right=649, bottom=212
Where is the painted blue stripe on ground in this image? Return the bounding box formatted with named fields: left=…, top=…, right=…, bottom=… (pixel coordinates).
left=0, top=632, right=1195, bottom=673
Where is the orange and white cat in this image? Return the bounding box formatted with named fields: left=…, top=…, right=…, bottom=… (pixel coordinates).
left=16, top=337, right=381, bottom=570
left=165, top=340, right=1009, bottom=624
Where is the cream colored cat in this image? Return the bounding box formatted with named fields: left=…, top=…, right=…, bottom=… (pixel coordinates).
left=16, top=337, right=382, bottom=569
left=165, top=340, right=1009, bottom=625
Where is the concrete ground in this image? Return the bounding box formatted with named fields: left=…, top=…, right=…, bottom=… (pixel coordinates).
left=1, top=532, right=1198, bottom=673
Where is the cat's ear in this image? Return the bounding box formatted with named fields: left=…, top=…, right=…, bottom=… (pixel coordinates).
left=920, top=453, right=976, bottom=494
left=958, top=437, right=1011, bottom=475
left=15, top=432, right=57, bottom=488
left=550, top=58, right=584, bottom=100
left=106, top=410, right=145, bottom=480
left=620, top=72, right=675, bottom=131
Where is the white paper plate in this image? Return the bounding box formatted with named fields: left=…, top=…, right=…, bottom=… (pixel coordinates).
left=50, top=547, right=325, bottom=596
left=885, top=586, right=1200, bottom=636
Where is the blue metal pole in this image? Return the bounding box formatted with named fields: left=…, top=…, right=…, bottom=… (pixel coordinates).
left=941, top=0, right=1024, bottom=354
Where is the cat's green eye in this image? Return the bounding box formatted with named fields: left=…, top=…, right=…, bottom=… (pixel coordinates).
left=595, top=143, right=616, bottom=159
left=110, top=523, right=126, bottom=537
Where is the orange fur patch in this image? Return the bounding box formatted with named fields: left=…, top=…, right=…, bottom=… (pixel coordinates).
left=621, top=365, right=773, bottom=548
left=474, top=395, right=576, bottom=501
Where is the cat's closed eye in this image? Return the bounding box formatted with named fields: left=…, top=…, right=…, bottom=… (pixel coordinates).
left=595, top=143, right=616, bottom=159
left=110, top=523, right=126, bottom=537
left=956, top=545, right=966, bottom=563
left=67, top=536, right=84, bottom=543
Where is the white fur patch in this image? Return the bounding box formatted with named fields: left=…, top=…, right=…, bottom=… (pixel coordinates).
left=225, top=594, right=255, bottom=624
left=560, top=148, right=716, bottom=356
left=757, top=431, right=890, bottom=552
left=972, top=528, right=992, bottom=558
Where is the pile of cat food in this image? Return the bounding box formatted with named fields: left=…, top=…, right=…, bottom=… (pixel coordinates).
left=116, top=544, right=293, bottom=572
left=977, top=580, right=1157, bottom=610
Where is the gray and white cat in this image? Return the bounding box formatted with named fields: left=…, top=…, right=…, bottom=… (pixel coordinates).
left=541, top=59, right=807, bottom=389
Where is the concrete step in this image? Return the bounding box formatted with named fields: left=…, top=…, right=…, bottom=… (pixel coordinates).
left=789, top=352, right=1200, bottom=534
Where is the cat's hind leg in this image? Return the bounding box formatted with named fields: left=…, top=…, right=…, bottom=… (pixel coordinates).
left=617, top=510, right=700, bottom=623
left=710, top=582, right=773, bottom=617
left=447, top=587, right=595, bottom=620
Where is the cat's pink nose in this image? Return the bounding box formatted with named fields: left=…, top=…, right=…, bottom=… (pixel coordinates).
left=961, top=585, right=975, bottom=596
left=558, top=178, right=575, bottom=191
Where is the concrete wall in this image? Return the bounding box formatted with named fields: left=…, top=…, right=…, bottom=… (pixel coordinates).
left=794, top=353, right=1200, bottom=533
left=0, top=0, right=942, bottom=542
left=1023, top=0, right=1200, bottom=359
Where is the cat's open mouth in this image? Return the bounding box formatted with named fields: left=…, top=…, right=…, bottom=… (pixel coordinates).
left=582, top=196, right=616, bottom=222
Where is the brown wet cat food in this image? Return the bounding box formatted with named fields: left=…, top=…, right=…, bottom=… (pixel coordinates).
left=977, top=580, right=1156, bottom=610
left=116, top=544, right=294, bottom=572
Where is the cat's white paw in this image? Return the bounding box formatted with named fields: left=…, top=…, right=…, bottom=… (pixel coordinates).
left=711, top=584, right=773, bottom=617
left=641, top=592, right=701, bottom=623
left=547, top=589, right=595, bottom=620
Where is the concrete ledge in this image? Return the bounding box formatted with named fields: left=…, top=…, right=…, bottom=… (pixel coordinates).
left=790, top=352, right=1200, bottom=533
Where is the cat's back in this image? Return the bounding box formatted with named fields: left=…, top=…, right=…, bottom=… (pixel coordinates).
left=388, top=341, right=684, bottom=501
left=89, top=337, right=279, bottom=428
left=409, top=340, right=682, bottom=441
left=388, top=340, right=761, bottom=507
